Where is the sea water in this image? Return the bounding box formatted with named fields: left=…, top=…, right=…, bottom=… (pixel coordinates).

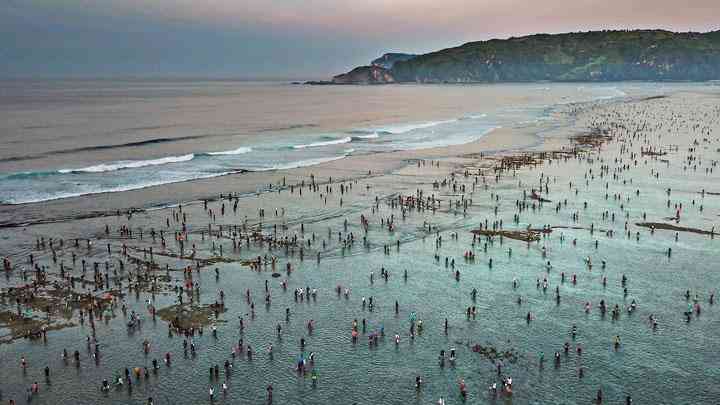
left=0, top=80, right=688, bottom=205
left=0, top=81, right=718, bottom=405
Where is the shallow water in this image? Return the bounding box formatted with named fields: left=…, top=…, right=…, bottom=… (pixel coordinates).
left=0, top=80, right=696, bottom=204
left=1, top=85, right=719, bottom=405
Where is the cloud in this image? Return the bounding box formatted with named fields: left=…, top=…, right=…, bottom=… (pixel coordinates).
left=1, top=0, right=718, bottom=78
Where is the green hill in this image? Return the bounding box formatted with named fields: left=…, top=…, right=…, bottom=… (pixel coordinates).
left=336, top=30, right=720, bottom=83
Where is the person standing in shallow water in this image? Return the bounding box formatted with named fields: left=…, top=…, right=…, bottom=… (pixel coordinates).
left=4, top=95, right=720, bottom=404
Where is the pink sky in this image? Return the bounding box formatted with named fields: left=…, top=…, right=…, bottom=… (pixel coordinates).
left=110, top=0, right=719, bottom=42
left=4, top=0, right=719, bottom=77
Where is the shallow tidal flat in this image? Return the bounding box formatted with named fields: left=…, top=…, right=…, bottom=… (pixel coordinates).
left=1, top=91, right=719, bottom=404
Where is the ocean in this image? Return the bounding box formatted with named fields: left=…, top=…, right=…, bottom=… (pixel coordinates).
left=0, top=79, right=679, bottom=205
left=1, top=80, right=719, bottom=405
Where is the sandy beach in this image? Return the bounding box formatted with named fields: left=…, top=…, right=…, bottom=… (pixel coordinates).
left=1, top=86, right=719, bottom=404
left=0, top=124, right=541, bottom=226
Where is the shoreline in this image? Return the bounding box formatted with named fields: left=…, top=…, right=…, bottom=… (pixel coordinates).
left=0, top=114, right=556, bottom=228
left=1, top=88, right=719, bottom=404
left=0, top=87, right=673, bottom=230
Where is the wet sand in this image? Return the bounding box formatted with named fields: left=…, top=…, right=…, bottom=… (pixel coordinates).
left=0, top=123, right=543, bottom=228
left=1, top=89, right=719, bottom=404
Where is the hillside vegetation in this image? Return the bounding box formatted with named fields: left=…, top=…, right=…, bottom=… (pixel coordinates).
left=334, top=30, right=720, bottom=83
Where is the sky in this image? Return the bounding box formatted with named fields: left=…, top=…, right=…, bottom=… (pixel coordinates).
left=2, top=0, right=719, bottom=79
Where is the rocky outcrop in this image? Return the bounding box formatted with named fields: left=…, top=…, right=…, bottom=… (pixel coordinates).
left=331, top=30, right=720, bottom=84
left=332, top=66, right=395, bottom=84
left=371, top=53, right=417, bottom=69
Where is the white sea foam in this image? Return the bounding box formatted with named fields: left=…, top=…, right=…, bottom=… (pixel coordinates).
left=6, top=170, right=237, bottom=204
left=374, top=119, right=457, bottom=134
left=58, top=154, right=195, bottom=174
left=271, top=155, right=348, bottom=170
left=292, top=137, right=352, bottom=149
left=351, top=132, right=380, bottom=140
left=250, top=154, right=349, bottom=172
left=400, top=126, right=498, bottom=150
left=207, top=147, right=253, bottom=156
left=462, top=113, right=488, bottom=120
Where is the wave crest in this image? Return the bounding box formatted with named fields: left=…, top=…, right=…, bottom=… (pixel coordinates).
left=372, top=119, right=458, bottom=134
left=350, top=132, right=380, bottom=140
left=292, top=137, right=351, bottom=149
left=207, top=147, right=252, bottom=156
left=58, top=154, right=195, bottom=174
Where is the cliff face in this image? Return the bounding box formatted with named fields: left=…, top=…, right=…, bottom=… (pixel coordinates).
left=333, top=30, right=720, bottom=84
left=332, top=65, right=395, bottom=84
left=371, top=53, right=417, bottom=69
